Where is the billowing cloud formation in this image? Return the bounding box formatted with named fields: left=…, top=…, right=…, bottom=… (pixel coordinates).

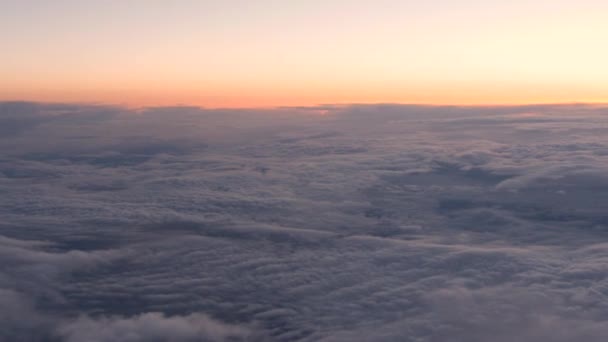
left=1, top=101, right=608, bottom=341
left=58, top=312, right=254, bottom=342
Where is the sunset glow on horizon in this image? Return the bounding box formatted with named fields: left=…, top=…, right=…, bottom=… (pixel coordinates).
left=2, top=0, right=607, bottom=108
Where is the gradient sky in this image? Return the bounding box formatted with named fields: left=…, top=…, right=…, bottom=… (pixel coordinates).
left=1, top=0, right=607, bottom=107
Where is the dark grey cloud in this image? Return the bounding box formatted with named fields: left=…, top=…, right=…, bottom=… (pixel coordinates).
left=1, top=101, right=608, bottom=341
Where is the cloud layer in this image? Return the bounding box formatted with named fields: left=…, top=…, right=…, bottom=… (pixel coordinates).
left=1, top=102, right=608, bottom=341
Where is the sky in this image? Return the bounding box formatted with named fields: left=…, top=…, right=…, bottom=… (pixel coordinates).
left=1, top=0, right=608, bottom=107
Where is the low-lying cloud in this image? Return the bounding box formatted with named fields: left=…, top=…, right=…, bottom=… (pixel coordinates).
left=1, top=101, right=608, bottom=341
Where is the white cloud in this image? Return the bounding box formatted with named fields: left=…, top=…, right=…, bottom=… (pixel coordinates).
left=57, top=312, right=255, bottom=342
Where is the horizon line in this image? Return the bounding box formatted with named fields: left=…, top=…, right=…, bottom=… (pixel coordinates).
left=2, top=99, right=608, bottom=111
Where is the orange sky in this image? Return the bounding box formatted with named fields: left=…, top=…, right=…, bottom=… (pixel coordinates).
left=1, top=1, right=607, bottom=108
